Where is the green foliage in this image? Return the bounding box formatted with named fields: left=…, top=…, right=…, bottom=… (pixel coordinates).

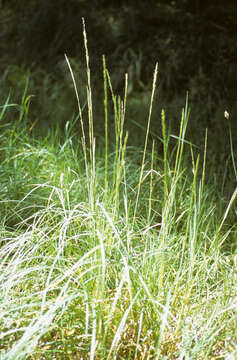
left=1, top=1, right=236, bottom=181
left=0, top=29, right=236, bottom=358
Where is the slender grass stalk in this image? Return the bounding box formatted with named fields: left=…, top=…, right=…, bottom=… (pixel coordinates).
left=201, top=128, right=208, bottom=194
left=133, top=63, right=158, bottom=226
left=161, top=108, right=168, bottom=198
left=113, top=75, right=128, bottom=216
left=83, top=17, right=95, bottom=211
left=148, top=139, right=155, bottom=223
left=173, top=93, right=190, bottom=181
left=64, top=54, right=89, bottom=192
left=103, top=55, right=109, bottom=202
left=105, top=67, right=128, bottom=216
left=0, top=94, right=11, bottom=120
left=105, top=69, right=119, bottom=189
left=219, top=186, right=237, bottom=232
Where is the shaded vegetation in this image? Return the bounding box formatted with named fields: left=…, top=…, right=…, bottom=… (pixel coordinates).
left=0, top=47, right=236, bottom=357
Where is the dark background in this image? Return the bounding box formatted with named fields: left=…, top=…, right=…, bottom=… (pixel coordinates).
left=1, top=0, right=236, bottom=188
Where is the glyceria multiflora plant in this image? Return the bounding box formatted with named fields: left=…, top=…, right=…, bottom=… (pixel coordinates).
left=0, top=19, right=236, bottom=360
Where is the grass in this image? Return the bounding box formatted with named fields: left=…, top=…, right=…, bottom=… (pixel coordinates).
left=0, top=21, right=237, bottom=359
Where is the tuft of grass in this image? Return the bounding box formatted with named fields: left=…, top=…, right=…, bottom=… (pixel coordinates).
left=0, top=20, right=236, bottom=360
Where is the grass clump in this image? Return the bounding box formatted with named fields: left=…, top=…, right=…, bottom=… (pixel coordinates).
left=0, top=21, right=236, bottom=360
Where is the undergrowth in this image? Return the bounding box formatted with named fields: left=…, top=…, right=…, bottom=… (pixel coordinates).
left=0, top=20, right=236, bottom=360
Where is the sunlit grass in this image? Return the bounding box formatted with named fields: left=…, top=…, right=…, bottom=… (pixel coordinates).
left=0, top=21, right=236, bottom=360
